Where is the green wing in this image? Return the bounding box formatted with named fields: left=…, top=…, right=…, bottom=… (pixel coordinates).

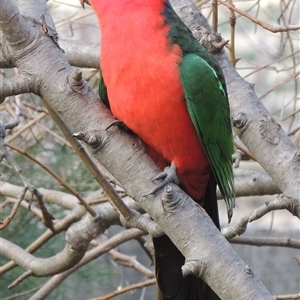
left=99, top=67, right=109, bottom=108
left=163, top=2, right=235, bottom=219
left=180, top=53, right=235, bottom=220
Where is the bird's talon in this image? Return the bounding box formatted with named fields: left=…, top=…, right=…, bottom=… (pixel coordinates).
left=79, top=0, right=90, bottom=8
left=144, top=165, right=180, bottom=196
left=105, top=120, right=123, bottom=131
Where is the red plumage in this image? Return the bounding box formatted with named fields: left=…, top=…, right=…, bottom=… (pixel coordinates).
left=91, top=0, right=211, bottom=205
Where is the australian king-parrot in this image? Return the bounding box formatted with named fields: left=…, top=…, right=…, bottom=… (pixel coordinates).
left=80, top=0, right=235, bottom=299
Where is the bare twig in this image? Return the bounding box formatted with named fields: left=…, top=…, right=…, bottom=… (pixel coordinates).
left=0, top=188, right=27, bottom=230
left=230, top=236, right=300, bottom=249
left=212, top=0, right=218, bottom=33
left=1, top=285, right=42, bottom=300
left=7, top=142, right=95, bottom=217
left=8, top=270, right=33, bottom=289
left=249, top=196, right=300, bottom=221
left=6, top=113, right=47, bottom=143
left=109, top=248, right=154, bottom=278
left=217, top=0, right=300, bottom=32
left=234, top=141, right=256, bottom=161
left=228, top=0, right=238, bottom=66
left=222, top=195, right=300, bottom=239
left=41, top=98, right=129, bottom=219
left=273, top=293, right=300, bottom=300
left=87, top=278, right=156, bottom=300
left=259, top=71, right=300, bottom=100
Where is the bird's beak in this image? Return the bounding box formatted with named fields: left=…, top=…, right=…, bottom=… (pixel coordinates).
left=80, top=0, right=90, bottom=9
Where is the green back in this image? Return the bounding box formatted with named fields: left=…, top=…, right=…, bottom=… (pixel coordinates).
left=98, top=68, right=109, bottom=108
left=164, top=2, right=235, bottom=219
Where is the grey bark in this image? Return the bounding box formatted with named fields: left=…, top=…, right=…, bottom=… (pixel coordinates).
left=1, top=0, right=297, bottom=299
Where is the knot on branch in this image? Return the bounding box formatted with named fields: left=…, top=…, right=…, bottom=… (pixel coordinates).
left=66, top=213, right=103, bottom=251
left=0, top=118, right=20, bottom=139
left=182, top=260, right=207, bottom=278
left=68, top=69, right=89, bottom=95
left=232, top=112, right=248, bottom=134
left=244, top=265, right=254, bottom=276
left=161, top=185, right=185, bottom=213
left=0, top=123, right=6, bottom=139
left=73, top=130, right=104, bottom=149
left=196, top=27, right=229, bottom=53
left=120, top=211, right=164, bottom=238
left=259, top=114, right=281, bottom=145
left=222, top=216, right=249, bottom=239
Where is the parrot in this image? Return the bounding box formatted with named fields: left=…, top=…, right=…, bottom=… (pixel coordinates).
left=80, top=0, right=235, bottom=299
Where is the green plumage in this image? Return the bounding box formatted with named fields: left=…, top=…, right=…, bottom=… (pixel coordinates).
left=98, top=68, right=109, bottom=108
left=180, top=54, right=235, bottom=220
left=164, top=2, right=235, bottom=220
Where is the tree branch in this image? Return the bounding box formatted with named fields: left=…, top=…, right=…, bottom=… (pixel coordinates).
left=230, top=236, right=300, bottom=249
left=29, top=228, right=146, bottom=300
left=59, top=39, right=100, bottom=68
left=0, top=73, right=36, bottom=102
left=0, top=237, right=86, bottom=278
left=0, top=0, right=293, bottom=298
left=217, top=0, right=300, bottom=33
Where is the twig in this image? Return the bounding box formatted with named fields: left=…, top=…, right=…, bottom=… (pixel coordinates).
left=230, top=236, right=300, bottom=249
left=288, top=126, right=300, bottom=136
left=259, top=71, right=300, bottom=100
left=0, top=119, right=56, bottom=230
left=217, top=0, right=300, bottom=32
left=8, top=270, right=33, bottom=289
left=6, top=142, right=96, bottom=217
left=249, top=196, right=300, bottom=221
left=87, top=278, right=156, bottom=300
left=7, top=197, right=43, bottom=219
left=1, top=284, right=42, bottom=300
left=31, top=188, right=55, bottom=231
left=228, top=0, right=238, bottom=66
left=212, top=0, right=218, bottom=33
left=222, top=195, right=300, bottom=239
left=135, top=236, right=154, bottom=262
left=40, top=98, right=142, bottom=225
left=37, top=122, right=72, bottom=147
left=234, top=141, right=256, bottom=161
left=0, top=188, right=27, bottom=230
left=273, top=293, right=300, bottom=300
left=109, top=248, right=154, bottom=278
left=6, top=112, right=47, bottom=143
left=22, top=101, right=48, bottom=113
left=244, top=49, right=300, bottom=79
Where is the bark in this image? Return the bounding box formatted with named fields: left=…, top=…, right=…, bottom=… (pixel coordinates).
left=0, top=0, right=297, bottom=299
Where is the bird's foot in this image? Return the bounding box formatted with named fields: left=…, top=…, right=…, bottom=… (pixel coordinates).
left=105, top=120, right=133, bottom=134
left=144, top=164, right=180, bottom=196
left=80, top=0, right=90, bottom=8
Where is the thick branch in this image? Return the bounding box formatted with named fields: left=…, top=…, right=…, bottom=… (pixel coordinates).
left=59, top=39, right=100, bottom=68
left=0, top=237, right=86, bottom=277
left=0, top=0, right=289, bottom=299
left=0, top=73, right=36, bottom=102
left=29, top=228, right=145, bottom=300
left=231, top=168, right=281, bottom=198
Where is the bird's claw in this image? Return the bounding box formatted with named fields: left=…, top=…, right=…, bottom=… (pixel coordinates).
left=144, top=164, right=180, bottom=196
left=80, top=0, right=90, bottom=9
